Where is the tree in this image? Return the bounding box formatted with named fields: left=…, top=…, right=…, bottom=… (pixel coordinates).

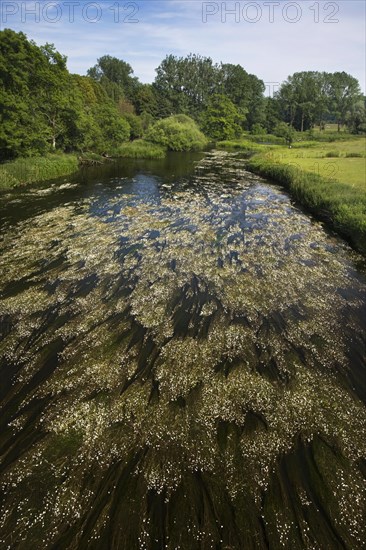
left=345, top=98, right=366, bottom=134
left=201, top=94, right=243, bottom=140
left=87, top=55, right=138, bottom=101
left=133, top=83, right=159, bottom=117
left=328, top=72, right=362, bottom=131
left=154, top=54, right=220, bottom=118
left=273, top=122, right=295, bottom=145
left=95, top=105, right=130, bottom=149
left=0, top=29, right=50, bottom=158
left=219, top=64, right=265, bottom=130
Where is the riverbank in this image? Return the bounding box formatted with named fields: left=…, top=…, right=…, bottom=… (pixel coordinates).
left=247, top=155, right=366, bottom=255
left=0, top=154, right=80, bottom=189
left=218, top=135, right=366, bottom=256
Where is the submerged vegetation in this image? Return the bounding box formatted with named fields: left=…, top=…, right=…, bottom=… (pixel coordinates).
left=0, top=152, right=365, bottom=548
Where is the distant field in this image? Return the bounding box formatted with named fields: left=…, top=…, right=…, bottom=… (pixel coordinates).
left=268, top=138, right=366, bottom=187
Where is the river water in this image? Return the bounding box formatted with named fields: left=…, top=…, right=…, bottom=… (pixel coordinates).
left=0, top=151, right=365, bottom=549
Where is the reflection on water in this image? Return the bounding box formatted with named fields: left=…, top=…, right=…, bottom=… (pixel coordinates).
left=0, top=151, right=365, bottom=549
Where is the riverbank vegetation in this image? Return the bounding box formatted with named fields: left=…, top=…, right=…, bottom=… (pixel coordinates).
left=0, top=154, right=79, bottom=188
left=145, top=115, right=208, bottom=151
left=243, top=135, right=366, bottom=255
left=1, top=29, right=365, bottom=164
left=117, top=140, right=166, bottom=159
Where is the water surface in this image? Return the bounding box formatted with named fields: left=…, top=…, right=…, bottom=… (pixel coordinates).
left=0, top=151, right=365, bottom=549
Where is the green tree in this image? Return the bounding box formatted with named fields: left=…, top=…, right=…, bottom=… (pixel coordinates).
left=154, top=54, right=220, bottom=118
left=273, top=122, right=296, bottom=145
left=87, top=55, right=138, bottom=101
left=95, top=105, right=130, bottom=150
left=219, top=64, right=265, bottom=129
left=0, top=29, right=49, bottom=158
left=201, top=94, right=243, bottom=140
left=345, top=98, right=366, bottom=134
left=328, top=72, right=362, bottom=131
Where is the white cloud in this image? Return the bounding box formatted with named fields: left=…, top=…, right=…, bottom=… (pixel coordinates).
left=2, top=0, right=365, bottom=91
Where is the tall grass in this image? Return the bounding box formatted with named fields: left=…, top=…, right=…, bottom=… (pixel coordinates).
left=217, top=139, right=271, bottom=152
left=116, top=140, right=166, bottom=159
left=247, top=155, right=366, bottom=256
left=0, top=154, right=79, bottom=189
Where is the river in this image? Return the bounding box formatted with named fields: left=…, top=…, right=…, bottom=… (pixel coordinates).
left=0, top=151, right=365, bottom=549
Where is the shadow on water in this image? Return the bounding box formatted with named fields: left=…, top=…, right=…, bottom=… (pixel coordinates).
left=0, top=150, right=365, bottom=549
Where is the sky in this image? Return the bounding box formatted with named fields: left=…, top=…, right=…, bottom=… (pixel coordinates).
left=1, top=0, right=365, bottom=94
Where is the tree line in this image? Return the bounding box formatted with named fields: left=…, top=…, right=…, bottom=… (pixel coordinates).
left=0, top=29, right=365, bottom=161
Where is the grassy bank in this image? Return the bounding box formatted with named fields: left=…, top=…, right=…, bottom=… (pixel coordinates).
left=0, top=154, right=79, bottom=189
left=217, top=134, right=366, bottom=255
left=247, top=153, right=366, bottom=255
left=217, top=138, right=273, bottom=152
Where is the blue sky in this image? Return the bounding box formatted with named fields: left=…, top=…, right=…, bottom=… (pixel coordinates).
left=1, top=1, right=365, bottom=93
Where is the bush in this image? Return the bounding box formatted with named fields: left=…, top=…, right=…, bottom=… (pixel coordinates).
left=123, top=113, right=144, bottom=140
left=201, top=94, right=243, bottom=141
left=251, top=124, right=267, bottom=136
left=145, top=115, right=208, bottom=151
left=345, top=152, right=363, bottom=158
left=273, top=122, right=296, bottom=145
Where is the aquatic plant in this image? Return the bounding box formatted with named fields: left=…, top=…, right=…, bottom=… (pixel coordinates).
left=0, top=151, right=365, bottom=548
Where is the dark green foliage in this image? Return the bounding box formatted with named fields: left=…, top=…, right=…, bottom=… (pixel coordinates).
left=0, top=30, right=132, bottom=160
left=273, top=122, right=296, bottom=145
left=153, top=55, right=265, bottom=130
left=145, top=115, right=208, bottom=151
left=87, top=55, right=138, bottom=101
left=94, top=106, right=130, bottom=150
left=251, top=124, right=267, bottom=136
left=276, top=71, right=363, bottom=133
left=122, top=113, right=144, bottom=140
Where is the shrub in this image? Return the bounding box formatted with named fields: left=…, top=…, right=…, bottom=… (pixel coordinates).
left=145, top=115, right=208, bottom=151
left=123, top=113, right=144, bottom=140
left=251, top=123, right=267, bottom=136
left=201, top=94, right=243, bottom=141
